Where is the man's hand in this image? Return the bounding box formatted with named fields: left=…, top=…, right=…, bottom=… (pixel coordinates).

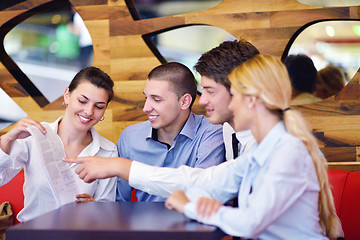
left=63, top=156, right=131, bottom=183
left=165, top=190, right=190, bottom=214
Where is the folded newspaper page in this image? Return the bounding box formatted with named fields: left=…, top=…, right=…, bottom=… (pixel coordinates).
left=27, top=125, right=79, bottom=206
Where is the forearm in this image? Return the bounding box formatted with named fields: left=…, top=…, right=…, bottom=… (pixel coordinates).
left=129, top=162, right=225, bottom=199
left=114, top=157, right=132, bottom=181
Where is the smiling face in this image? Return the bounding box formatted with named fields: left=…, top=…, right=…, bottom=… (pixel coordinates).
left=199, top=76, right=233, bottom=126
left=143, top=79, right=185, bottom=132
left=63, top=80, right=108, bottom=132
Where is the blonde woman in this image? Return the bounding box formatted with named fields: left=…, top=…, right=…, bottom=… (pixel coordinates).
left=165, top=55, right=341, bottom=239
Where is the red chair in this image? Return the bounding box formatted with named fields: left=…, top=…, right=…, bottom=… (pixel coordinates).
left=328, top=170, right=360, bottom=240
left=327, top=170, right=349, bottom=215
left=0, top=170, right=24, bottom=224
left=338, top=171, right=360, bottom=240
left=131, top=189, right=138, bottom=202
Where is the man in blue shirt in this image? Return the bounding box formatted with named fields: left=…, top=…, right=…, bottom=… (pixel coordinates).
left=116, top=62, right=225, bottom=202
left=65, top=39, right=260, bottom=198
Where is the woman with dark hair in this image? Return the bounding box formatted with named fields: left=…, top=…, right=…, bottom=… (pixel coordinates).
left=0, top=66, right=117, bottom=222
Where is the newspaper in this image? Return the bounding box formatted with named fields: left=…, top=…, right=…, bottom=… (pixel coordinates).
left=27, top=125, right=79, bottom=206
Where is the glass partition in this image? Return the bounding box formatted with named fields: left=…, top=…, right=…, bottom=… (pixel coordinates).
left=127, top=0, right=222, bottom=20
left=144, top=25, right=236, bottom=91
left=2, top=3, right=93, bottom=103
left=0, top=1, right=93, bottom=128
left=0, top=87, right=27, bottom=130
left=282, top=20, right=360, bottom=103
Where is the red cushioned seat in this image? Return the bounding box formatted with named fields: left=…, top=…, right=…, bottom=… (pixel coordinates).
left=0, top=170, right=24, bottom=224
left=327, top=170, right=349, bottom=215
left=339, top=171, right=360, bottom=240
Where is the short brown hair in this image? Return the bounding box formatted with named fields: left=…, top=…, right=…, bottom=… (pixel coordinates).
left=148, top=62, right=197, bottom=108
left=195, top=39, right=259, bottom=91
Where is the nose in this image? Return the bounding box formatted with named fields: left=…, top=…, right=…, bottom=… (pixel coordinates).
left=143, top=98, right=152, bottom=113
left=84, top=104, right=94, bottom=116
left=199, top=92, right=209, bottom=106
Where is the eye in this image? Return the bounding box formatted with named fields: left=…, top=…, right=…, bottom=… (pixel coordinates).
left=204, top=89, right=215, bottom=95
left=95, top=105, right=105, bottom=110
left=78, top=99, right=86, bottom=104
left=153, top=98, right=161, bottom=102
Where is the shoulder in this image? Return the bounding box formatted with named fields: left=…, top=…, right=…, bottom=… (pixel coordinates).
left=119, top=121, right=150, bottom=138
left=122, top=121, right=149, bottom=133
left=192, top=113, right=222, bottom=133
left=41, top=117, right=62, bottom=132
left=91, top=128, right=117, bottom=152
left=271, top=132, right=311, bottom=169
left=99, top=135, right=117, bottom=150
left=118, top=121, right=150, bottom=146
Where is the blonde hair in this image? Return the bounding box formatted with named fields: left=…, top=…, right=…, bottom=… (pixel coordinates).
left=228, top=55, right=339, bottom=238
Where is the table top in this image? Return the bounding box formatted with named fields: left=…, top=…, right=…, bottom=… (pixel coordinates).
left=7, top=202, right=224, bottom=240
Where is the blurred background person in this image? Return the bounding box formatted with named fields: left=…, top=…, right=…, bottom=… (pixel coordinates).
left=315, top=65, right=346, bottom=99
left=284, top=54, right=322, bottom=105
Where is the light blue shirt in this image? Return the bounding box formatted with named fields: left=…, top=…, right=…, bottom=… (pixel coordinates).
left=184, top=121, right=327, bottom=240
left=117, top=112, right=225, bottom=202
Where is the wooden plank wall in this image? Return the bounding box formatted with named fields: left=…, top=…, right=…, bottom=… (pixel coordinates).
left=0, top=0, right=359, bottom=170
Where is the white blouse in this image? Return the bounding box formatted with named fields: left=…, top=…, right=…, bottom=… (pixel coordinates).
left=0, top=117, right=117, bottom=222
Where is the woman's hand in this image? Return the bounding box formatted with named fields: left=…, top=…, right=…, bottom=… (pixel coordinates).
left=165, top=190, right=189, bottom=214
left=196, top=197, right=222, bottom=220
left=0, top=117, right=46, bottom=154
left=76, top=193, right=95, bottom=203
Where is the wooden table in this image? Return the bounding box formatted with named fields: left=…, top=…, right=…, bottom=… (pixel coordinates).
left=6, top=202, right=225, bottom=240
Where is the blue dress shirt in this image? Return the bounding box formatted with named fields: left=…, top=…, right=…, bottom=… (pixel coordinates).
left=116, top=112, right=225, bottom=202
left=184, top=121, right=327, bottom=240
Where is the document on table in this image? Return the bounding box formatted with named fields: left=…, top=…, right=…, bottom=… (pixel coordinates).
left=27, top=125, right=79, bottom=206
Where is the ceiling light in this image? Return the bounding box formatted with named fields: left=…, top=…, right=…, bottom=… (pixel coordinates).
left=325, top=25, right=335, bottom=37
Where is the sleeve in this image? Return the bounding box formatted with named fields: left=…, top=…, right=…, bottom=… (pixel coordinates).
left=194, top=124, right=225, bottom=169
left=93, top=148, right=118, bottom=202
left=115, top=130, right=133, bottom=202
left=0, top=138, right=29, bottom=186
left=184, top=142, right=313, bottom=238
left=184, top=157, right=246, bottom=203
left=129, top=160, right=235, bottom=199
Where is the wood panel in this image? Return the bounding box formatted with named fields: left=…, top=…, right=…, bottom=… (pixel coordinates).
left=0, top=0, right=359, bottom=170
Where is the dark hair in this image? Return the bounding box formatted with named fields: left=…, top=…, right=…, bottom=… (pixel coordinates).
left=284, top=54, right=318, bottom=93
left=148, top=62, right=197, bottom=108
left=315, top=65, right=345, bottom=99
left=68, top=66, right=114, bottom=104
left=194, top=39, right=260, bottom=91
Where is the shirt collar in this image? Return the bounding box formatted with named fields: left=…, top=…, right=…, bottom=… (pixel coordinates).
left=178, top=112, right=196, bottom=140
left=236, top=129, right=253, bottom=147
left=251, top=121, right=287, bottom=167
left=47, top=116, right=114, bottom=157
left=146, top=112, right=196, bottom=141
left=223, top=122, right=253, bottom=147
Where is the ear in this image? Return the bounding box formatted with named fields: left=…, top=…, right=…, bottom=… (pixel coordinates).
left=247, top=95, right=258, bottom=110
left=63, top=88, right=70, bottom=105
left=179, top=93, right=192, bottom=110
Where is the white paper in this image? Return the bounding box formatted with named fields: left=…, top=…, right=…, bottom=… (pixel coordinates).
left=27, top=125, right=79, bottom=206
